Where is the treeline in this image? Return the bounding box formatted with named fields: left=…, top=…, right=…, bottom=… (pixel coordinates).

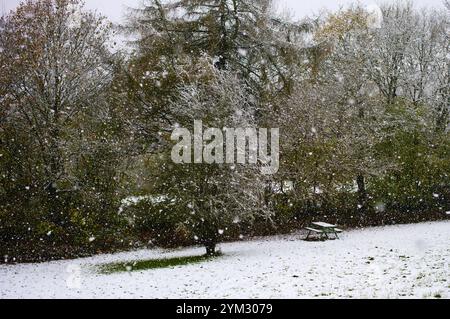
left=0, top=0, right=449, bottom=262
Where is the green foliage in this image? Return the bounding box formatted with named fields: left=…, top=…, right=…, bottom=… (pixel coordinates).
left=121, top=196, right=194, bottom=248
left=371, top=121, right=450, bottom=219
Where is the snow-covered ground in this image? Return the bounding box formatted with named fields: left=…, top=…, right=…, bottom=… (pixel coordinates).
left=1, top=221, right=449, bottom=299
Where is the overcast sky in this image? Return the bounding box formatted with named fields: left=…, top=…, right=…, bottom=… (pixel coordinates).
left=3, top=0, right=446, bottom=22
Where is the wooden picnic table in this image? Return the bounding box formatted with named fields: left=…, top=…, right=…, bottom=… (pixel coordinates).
left=305, top=222, right=343, bottom=240
left=312, top=222, right=336, bottom=229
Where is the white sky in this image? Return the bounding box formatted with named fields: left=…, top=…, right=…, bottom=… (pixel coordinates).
left=3, top=0, right=447, bottom=22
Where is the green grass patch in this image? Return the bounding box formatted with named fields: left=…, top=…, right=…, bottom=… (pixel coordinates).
left=98, top=254, right=220, bottom=274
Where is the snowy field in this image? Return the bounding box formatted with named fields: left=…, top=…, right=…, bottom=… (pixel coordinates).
left=1, top=221, right=449, bottom=299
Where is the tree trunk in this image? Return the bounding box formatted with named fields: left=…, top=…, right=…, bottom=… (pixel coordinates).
left=205, top=242, right=217, bottom=256
left=215, top=0, right=228, bottom=71
left=357, top=174, right=368, bottom=211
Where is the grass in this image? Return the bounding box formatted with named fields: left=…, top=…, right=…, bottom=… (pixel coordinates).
left=98, top=254, right=220, bottom=274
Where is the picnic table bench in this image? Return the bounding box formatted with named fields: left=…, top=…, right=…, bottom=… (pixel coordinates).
left=305, top=222, right=343, bottom=240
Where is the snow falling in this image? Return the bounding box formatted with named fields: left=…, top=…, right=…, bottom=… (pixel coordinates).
left=0, top=0, right=449, bottom=300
